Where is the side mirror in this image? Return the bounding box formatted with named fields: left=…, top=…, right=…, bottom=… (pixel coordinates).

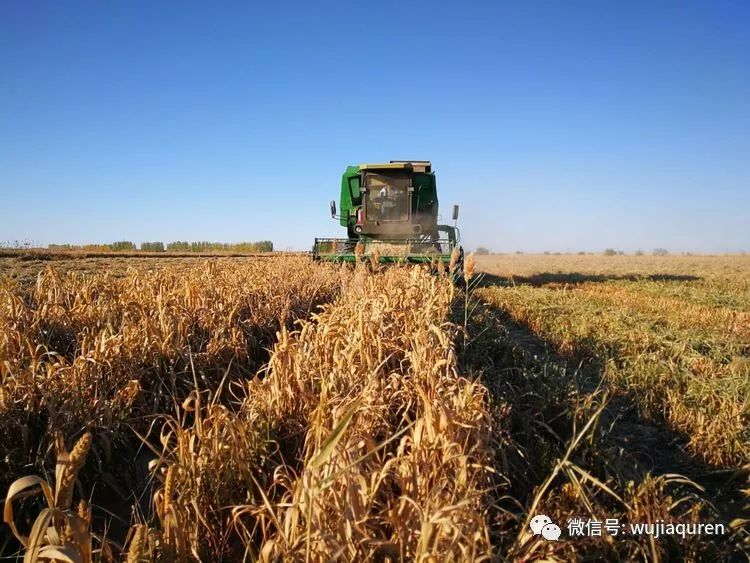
left=452, top=205, right=460, bottom=221
left=330, top=200, right=337, bottom=218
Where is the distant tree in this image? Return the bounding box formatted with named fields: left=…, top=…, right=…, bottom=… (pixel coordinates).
left=167, top=241, right=189, bottom=252
left=166, top=240, right=273, bottom=253
left=635, top=249, right=644, bottom=256
left=141, top=241, right=165, bottom=252
left=653, top=248, right=669, bottom=256
left=603, top=248, right=618, bottom=256
left=515, top=251, right=524, bottom=255
left=475, top=247, right=490, bottom=255
left=543, top=251, right=551, bottom=255
left=577, top=251, right=586, bottom=255
left=110, top=241, right=136, bottom=252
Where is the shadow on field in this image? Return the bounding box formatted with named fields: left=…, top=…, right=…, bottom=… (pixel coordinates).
left=475, top=272, right=702, bottom=288
left=455, top=282, right=743, bottom=558
left=466, top=300, right=711, bottom=478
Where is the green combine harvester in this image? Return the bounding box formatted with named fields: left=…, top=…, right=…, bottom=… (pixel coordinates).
left=313, top=160, right=463, bottom=266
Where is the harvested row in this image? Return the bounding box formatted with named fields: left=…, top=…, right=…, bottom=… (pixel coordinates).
left=570, top=282, right=750, bottom=339
left=477, top=284, right=750, bottom=467
left=474, top=253, right=750, bottom=282
left=463, top=292, right=746, bottom=561
left=141, top=265, right=493, bottom=560
left=597, top=278, right=750, bottom=312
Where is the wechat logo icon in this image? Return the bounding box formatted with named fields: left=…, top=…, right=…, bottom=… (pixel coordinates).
left=530, top=514, right=562, bottom=541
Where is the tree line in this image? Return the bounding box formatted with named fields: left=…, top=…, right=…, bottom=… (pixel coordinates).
left=47, top=240, right=274, bottom=252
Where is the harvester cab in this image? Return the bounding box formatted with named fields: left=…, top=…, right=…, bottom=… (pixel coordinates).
left=313, top=161, right=463, bottom=266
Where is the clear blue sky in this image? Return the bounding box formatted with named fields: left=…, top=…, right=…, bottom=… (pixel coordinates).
left=1, top=1, right=748, bottom=253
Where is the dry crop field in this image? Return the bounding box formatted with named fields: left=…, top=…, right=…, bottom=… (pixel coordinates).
left=0, top=252, right=748, bottom=561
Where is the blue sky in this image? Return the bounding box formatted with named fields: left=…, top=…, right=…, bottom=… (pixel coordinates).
left=1, top=1, right=748, bottom=252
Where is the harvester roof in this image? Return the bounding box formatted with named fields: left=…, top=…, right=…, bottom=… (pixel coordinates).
left=359, top=160, right=432, bottom=173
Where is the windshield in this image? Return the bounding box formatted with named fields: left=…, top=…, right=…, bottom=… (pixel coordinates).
left=365, top=173, right=410, bottom=222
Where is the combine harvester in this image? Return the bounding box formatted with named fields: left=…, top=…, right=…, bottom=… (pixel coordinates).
left=313, top=160, right=463, bottom=267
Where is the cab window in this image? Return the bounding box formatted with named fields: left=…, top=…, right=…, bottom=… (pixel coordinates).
left=365, top=173, right=410, bottom=222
